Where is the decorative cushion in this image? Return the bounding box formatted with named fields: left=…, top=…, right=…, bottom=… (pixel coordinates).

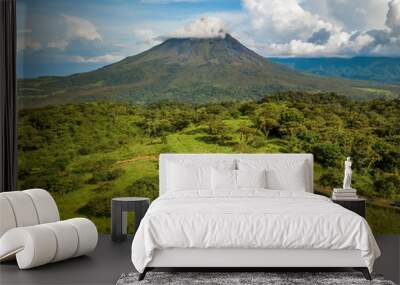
left=164, top=158, right=236, bottom=193
left=238, top=159, right=308, bottom=191
left=212, top=168, right=237, bottom=191
left=237, top=169, right=267, bottom=189
left=167, top=163, right=212, bottom=191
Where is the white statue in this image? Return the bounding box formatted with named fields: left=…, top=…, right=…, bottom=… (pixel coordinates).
left=343, top=157, right=352, bottom=189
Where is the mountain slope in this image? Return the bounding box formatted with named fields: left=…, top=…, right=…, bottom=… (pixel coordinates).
left=18, top=35, right=400, bottom=108
left=270, top=57, right=400, bottom=83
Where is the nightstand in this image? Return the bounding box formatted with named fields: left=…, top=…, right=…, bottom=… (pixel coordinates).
left=332, top=198, right=366, bottom=218
left=111, top=197, right=150, bottom=242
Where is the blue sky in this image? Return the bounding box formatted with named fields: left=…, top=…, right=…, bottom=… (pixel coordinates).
left=17, top=0, right=400, bottom=78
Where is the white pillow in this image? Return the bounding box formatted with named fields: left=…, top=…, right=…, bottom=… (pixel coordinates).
left=266, top=168, right=306, bottom=191
left=166, top=159, right=236, bottom=193
left=237, top=169, right=267, bottom=189
left=212, top=168, right=237, bottom=191
left=238, top=159, right=308, bottom=191
left=167, top=163, right=211, bottom=191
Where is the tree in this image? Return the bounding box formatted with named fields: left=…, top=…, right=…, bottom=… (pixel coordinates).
left=349, top=133, right=374, bottom=170
left=319, top=168, right=342, bottom=187
left=206, top=117, right=231, bottom=144
left=78, top=195, right=113, bottom=217
left=238, top=124, right=257, bottom=144
left=125, top=177, right=159, bottom=201
left=213, top=120, right=231, bottom=144
left=371, top=139, right=400, bottom=172
left=141, top=118, right=173, bottom=143
left=313, top=143, right=342, bottom=167
left=171, top=111, right=191, bottom=131
left=87, top=168, right=124, bottom=184
left=373, top=171, right=400, bottom=199
left=46, top=173, right=82, bottom=196
left=258, top=117, right=279, bottom=138
left=279, top=107, right=304, bottom=137
left=252, top=103, right=283, bottom=138
left=239, top=102, right=257, bottom=116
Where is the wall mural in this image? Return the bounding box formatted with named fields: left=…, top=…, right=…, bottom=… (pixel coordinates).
left=17, top=0, right=400, bottom=233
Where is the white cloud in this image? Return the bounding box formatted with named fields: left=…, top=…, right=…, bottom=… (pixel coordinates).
left=67, top=54, right=124, bottom=63
left=371, top=36, right=400, bottom=55
left=167, top=17, right=227, bottom=38
left=18, top=0, right=400, bottom=59
left=266, top=31, right=376, bottom=57
left=70, top=0, right=400, bottom=58
left=34, top=15, right=103, bottom=52
left=138, top=1, right=397, bottom=57
left=303, top=0, right=389, bottom=31
left=48, top=40, right=69, bottom=50
left=129, top=11, right=246, bottom=55
left=242, top=0, right=337, bottom=43
left=347, top=33, right=376, bottom=52
left=133, top=29, right=161, bottom=46
left=62, top=14, right=102, bottom=41
left=17, top=39, right=42, bottom=52
left=386, top=0, right=400, bottom=35
left=239, top=0, right=400, bottom=57
left=269, top=41, right=325, bottom=57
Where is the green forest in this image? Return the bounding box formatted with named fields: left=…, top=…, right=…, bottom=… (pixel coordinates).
left=17, top=92, right=400, bottom=233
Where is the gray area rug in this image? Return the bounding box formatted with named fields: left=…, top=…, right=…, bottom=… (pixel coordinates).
left=116, top=272, right=396, bottom=285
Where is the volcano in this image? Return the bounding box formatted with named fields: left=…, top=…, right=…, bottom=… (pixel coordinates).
left=18, top=34, right=399, bottom=107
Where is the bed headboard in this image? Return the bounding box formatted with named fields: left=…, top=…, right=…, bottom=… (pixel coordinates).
left=159, top=153, right=314, bottom=195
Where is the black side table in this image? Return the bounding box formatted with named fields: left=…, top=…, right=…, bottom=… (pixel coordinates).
left=111, top=197, right=150, bottom=242
left=332, top=198, right=366, bottom=218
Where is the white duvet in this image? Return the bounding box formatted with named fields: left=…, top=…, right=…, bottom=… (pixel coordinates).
left=131, top=190, right=380, bottom=273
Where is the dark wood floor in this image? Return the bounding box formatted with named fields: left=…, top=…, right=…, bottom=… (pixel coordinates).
left=375, top=235, right=400, bottom=284
left=0, top=235, right=399, bottom=285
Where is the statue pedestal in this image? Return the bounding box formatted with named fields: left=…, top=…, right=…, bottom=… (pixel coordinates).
left=332, top=188, right=358, bottom=200
left=332, top=198, right=366, bottom=217
left=333, top=188, right=356, bottom=192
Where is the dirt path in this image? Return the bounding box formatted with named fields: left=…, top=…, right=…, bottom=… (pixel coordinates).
left=116, top=155, right=158, bottom=165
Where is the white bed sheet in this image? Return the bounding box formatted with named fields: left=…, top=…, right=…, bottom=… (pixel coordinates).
left=131, top=190, right=380, bottom=273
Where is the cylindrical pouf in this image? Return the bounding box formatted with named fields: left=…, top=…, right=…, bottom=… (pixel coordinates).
left=64, top=218, right=98, bottom=257
left=0, top=191, right=39, bottom=227
left=0, top=226, right=57, bottom=269
left=42, top=221, right=79, bottom=262
left=0, top=196, right=17, bottom=238
left=0, top=218, right=97, bottom=269
left=23, top=189, right=60, bottom=224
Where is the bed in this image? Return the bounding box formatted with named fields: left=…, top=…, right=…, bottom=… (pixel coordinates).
left=131, top=154, right=380, bottom=280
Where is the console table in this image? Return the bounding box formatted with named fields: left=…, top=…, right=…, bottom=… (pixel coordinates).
left=111, top=197, right=150, bottom=242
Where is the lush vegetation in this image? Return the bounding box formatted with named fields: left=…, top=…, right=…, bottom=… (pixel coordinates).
left=17, top=92, right=400, bottom=233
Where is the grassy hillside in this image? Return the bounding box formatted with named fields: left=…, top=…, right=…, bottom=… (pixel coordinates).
left=17, top=92, right=400, bottom=233
left=17, top=36, right=400, bottom=109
